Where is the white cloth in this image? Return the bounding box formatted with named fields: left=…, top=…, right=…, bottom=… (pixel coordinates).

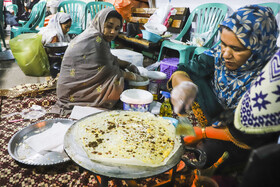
left=24, top=122, right=70, bottom=153
left=39, top=12, right=71, bottom=45
left=69, top=106, right=107, bottom=120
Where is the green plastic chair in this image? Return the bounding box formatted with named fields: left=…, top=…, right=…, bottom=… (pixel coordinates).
left=0, top=0, right=7, bottom=51
left=85, top=2, right=114, bottom=29
left=11, top=0, right=46, bottom=39
left=259, top=2, right=280, bottom=16
left=6, top=4, right=18, bottom=16
left=58, top=0, right=86, bottom=35
left=157, top=3, right=228, bottom=64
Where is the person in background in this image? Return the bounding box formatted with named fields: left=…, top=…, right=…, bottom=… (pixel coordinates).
left=39, top=12, right=71, bottom=45
left=54, top=8, right=143, bottom=114
left=12, top=0, right=25, bottom=17
left=169, top=5, right=279, bottom=169
left=17, top=0, right=40, bottom=21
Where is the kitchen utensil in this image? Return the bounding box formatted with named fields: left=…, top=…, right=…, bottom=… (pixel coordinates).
left=176, top=114, right=196, bottom=136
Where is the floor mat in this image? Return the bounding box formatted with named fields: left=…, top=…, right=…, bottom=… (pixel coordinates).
left=0, top=90, right=197, bottom=186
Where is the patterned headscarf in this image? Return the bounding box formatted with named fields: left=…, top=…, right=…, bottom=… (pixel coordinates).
left=205, top=5, right=279, bottom=109
left=234, top=49, right=280, bottom=134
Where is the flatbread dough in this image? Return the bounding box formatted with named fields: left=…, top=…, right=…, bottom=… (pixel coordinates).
left=75, top=111, right=181, bottom=167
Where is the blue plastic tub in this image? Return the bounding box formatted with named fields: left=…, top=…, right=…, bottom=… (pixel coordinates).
left=141, top=30, right=162, bottom=43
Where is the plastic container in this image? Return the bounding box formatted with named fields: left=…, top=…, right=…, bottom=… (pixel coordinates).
left=160, top=58, right=179, bottom=79
left=111, top=49, right=144, bottom=67
left=120, top=89, right=153, bottom=112
left=147, top=71, right=167, bottom=100
left=141, top=30, right=162, bottom=43
left=159, top=91, right=173, bottom=117
left=128, top=76, right=149, bottom=90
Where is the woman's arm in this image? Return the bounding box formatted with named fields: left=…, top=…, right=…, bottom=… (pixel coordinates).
left=123, top=71, right=144, bottom=81
left=117, top=59, right=131, bottom=69
left=50, top=35, right=59, bottom=43
left=183, top=126, right=251, bottom=149
left=171, top=71, right=193, bottom=88
left=184, top=126, right=230, bottom=144
left=117, top=59, right=140, bottom=74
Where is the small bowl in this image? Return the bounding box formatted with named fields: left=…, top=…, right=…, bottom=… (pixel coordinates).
left=120, top=89, right=153, bottom=112
left=141, top=30, right=162, bottom=43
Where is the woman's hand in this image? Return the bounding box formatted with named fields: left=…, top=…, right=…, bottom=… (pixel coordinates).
left=123, top=72, right=145, bottom=81
left=126, top=64, right=140, bottom=75
left=171, top=81, right=198, bottom=114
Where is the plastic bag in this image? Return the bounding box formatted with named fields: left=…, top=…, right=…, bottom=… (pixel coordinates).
left=10, top=33, right=50, bottom=76
left=143, top=4, right=175, bottom=35
left=190, top=26, right=215, bottom=47
left=104, top=0, right=132, bottom=21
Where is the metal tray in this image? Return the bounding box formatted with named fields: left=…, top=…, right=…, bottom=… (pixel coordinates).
left=8, top=118, right=74, bottom=166
left=64, top=112, right=184, bottom=179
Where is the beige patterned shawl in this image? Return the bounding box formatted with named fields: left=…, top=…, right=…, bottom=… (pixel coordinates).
left=56, top=8, right=124, bottom=111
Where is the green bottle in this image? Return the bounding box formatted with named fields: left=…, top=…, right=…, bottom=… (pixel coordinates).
left=159, top=91, right=173, bottom=117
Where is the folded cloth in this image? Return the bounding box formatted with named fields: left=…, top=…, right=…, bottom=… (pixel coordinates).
left=69, top=106, right=107, bottom=120
left=24, top=122, right=70, bottom=154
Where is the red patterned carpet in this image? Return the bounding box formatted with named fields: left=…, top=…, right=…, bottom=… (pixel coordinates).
left=0, top=90, right=198, bottom=186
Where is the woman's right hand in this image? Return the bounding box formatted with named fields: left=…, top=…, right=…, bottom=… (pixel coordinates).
left=171, top=81, right=198, bottom=114
left=124, top=72, right=145, bottom=81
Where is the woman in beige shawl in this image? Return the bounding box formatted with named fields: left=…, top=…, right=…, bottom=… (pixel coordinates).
left=56, top=8, right=143, bottom=112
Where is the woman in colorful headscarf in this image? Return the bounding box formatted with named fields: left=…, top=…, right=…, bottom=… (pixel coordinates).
left=169, top=5, right=279, bottom=169
left=54, top=8, right=143, bottom=114
left=39, top=12, right=72, bottom=45
left=170, top=4, right=279, bottom=125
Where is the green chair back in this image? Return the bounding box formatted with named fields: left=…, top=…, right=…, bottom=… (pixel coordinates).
left=177, top=3, right=228, bottom=49
left=11, top=0, right=47, bottom=38
left=6, top=4, right=18, bottom=16
left=157, top=3, right=228, bottom=64
left=0, top=0, right=6, bottom=50
left=58, top=0, right=86, bottom=35
left=85, top=2, right=114, bottom=29
left=0, top=0, right=3, bottom=23
left=259, top=2, right=280, bottom=16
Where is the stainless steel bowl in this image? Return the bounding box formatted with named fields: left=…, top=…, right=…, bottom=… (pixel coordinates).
left=44, top=42, right=69, bottom=54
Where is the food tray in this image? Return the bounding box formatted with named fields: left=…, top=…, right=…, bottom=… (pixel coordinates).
left=8, top=118, right=74, bottom=166
left=64, top=111, right=184, bottom=179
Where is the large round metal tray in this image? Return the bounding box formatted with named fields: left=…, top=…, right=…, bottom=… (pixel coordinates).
left=64, top=111, right=184, bottom=179
left=8, top=118, right=74, bottom=166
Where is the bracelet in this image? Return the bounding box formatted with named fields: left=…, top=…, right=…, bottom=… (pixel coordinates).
left=201, top=127, right=207, bottom=139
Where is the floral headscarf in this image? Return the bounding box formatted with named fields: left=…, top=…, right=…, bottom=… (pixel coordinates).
left=205, top=5, right=279, bottom=109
